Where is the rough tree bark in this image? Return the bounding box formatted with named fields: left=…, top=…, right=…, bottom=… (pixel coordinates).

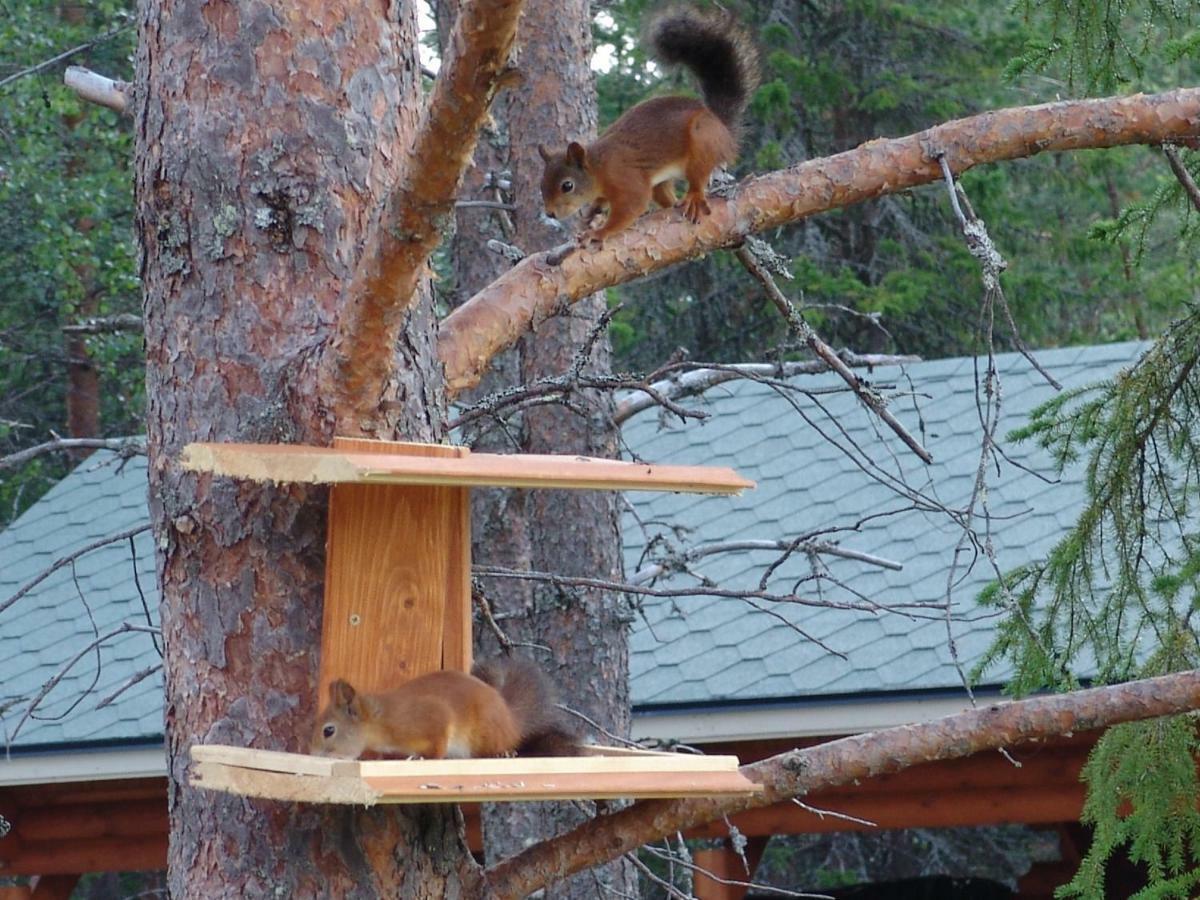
left=135, top=0, right=507, bottom=893
left=443, top=0, right=636, bottom=893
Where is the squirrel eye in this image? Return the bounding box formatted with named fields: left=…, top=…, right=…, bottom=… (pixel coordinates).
left=561, top=180, right=574, bottom=194
left=323, top=724, right=336, bottom=739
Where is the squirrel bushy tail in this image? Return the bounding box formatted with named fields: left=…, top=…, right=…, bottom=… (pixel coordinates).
left=648, top=6, right=760, bottom=132
left=472, top=657, right=580, bottom=756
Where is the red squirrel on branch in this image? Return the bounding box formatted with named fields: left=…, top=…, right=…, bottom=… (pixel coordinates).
left=310, top=657, right=578, bottom=760
left=539, top=6, right=759, bottom=247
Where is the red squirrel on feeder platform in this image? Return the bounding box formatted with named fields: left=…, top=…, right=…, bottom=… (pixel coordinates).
left=538, top=6, right=759, bottom=247
left=309, top=657, right=578, bottom=760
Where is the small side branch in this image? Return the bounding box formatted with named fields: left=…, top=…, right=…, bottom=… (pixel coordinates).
left=736, top=246, right=933, bottom=463
left=613, top=355, right=920, bottom=425
left=320, top=0, right=524, bottom=431
left=486, top=669, right=1200, bottom=898
left=63, top=66, right=131, bottom=114
left=0, top=524, right=150, bottom=617
left=61, top=312, right=143, bottom=334
left=0, top=436, right=145, bottom=473
left=0, top=22, right=131, bottom=90
left=1163, top=144, right=1200, bottom=213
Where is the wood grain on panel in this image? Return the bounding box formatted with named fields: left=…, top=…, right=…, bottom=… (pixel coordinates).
left=319, top=438, right=471, bottom=703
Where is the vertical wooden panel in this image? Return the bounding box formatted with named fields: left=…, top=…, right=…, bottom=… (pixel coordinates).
left=319, top=439, right=472, bottom=701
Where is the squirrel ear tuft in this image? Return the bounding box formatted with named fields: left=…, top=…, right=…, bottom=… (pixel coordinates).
left=330, top=679, right=357, bottom=712
left=566, top=142, right=587, bottom=168
left=537, top=143, right=553, bottom=163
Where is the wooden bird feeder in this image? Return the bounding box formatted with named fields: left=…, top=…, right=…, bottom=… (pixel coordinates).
left=181, top=437, right=761, bottom=804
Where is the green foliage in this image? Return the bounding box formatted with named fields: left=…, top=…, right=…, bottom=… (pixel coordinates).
left=1012, top=0, right=1200, bottom=91
left=1059, top=718, right=1200, bottom=899
left=1011, top=0, right=1200, bottom=92
left=978, top=309, right=1200, bottom=692
left=978, top=310, right=1200, bottom=895
left=0, top=0, right=140, bottom=524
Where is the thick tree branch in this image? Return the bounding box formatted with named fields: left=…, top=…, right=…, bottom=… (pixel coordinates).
left=63, top=66, right=131, bottom=114
left=321, top=0, right=523, bottom=430
left=486, top=669, right=1200, bottom=898
left=440, top=87, right=1200, bottom=396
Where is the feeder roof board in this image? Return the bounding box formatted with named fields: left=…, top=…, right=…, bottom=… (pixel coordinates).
left=182, top=442, right=754, bottom=494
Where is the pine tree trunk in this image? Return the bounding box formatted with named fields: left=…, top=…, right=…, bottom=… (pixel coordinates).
left=445, top=0, right=636, bottom=892
left=135, top=0, right=475, bottom=894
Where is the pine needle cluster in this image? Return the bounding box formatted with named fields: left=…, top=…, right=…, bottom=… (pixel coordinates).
left=976, top=307, right=1200, bottom=896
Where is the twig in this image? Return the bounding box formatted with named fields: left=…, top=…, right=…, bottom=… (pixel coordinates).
left=1163, top=144, right=1200, bottom=213
left=614, top=355, right=921, bottom=425
left=129, top=534, right=162, bottom=658
left=62, top=312, right=142, bottom=334
left=6, top=622, right=161, bottom=748
left=791, top=797, right=878, bottom=829
left=0, top=524, right=151, bottom=617
left=0, top=436, right=146, bottom=472
left=474, top=566, right=941, bottom=614
left=628, top=539, right=902, bottom=586
left=935, top=154, right=1062, bottom=391
left=95, top=664, right=163, bottom=709
left=0, top=22, right=133, bottom=90
left=735, top=245, right=933, bottom=464
left=638, top=843, right=832, bottom=899
left=455, top=200, right=517, bottom=211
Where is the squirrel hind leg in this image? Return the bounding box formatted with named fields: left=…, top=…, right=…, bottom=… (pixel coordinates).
left=680, top=111, right=735, bottom=223
left=652, top=181, right=677, bottom=209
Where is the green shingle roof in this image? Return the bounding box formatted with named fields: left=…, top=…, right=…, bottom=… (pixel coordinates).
left=623, top=341, right=1145, bottom=707
left=0, top=340, right=1148, bottom=748
left=0, top=452, right=161, bottom=749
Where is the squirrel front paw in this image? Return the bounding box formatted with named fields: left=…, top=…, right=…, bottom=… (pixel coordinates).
left=577, top=231, right=604, bottom=251
left=680, top=194, right=710, bottom=224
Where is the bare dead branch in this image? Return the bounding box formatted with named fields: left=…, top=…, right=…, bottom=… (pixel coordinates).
left=935, top=155, right=1061, bottom=391
left=63, top=65, right=131, bottom=113
left=0, top=436, right=145, bottom=473
left=320, top=0, right=523, bottom=431
left=736, top=245, right=933, bottom=463
left=5, top=622, right=161, bottom=748
left=628, top=539, right=902, bottom=586
left=61, top=312, right=142, bottom=334
left=639, top=842, right=831, bottom=899
left=95, top=664, right=163, bottom=709
left=0, top=22, right=132, bottom=90
left=613, top=355, right=921, bottom=424
left=0, top=524, right=150, bottom=617
left=474, top=565, right=936, bottom=614
left=1163, top=144, right=1200, bottom=213
left=486, top=669, right=1200, bottom=898
left=440, top=87, right=1200, bottom=395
